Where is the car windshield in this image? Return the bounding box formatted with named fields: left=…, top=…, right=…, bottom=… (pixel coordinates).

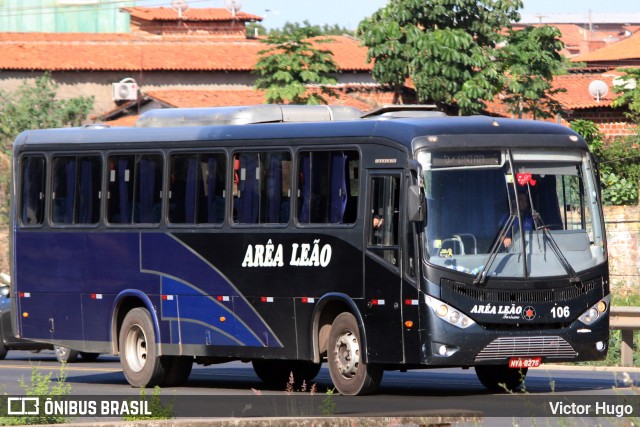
left=418, top=150, right=606, bottom=279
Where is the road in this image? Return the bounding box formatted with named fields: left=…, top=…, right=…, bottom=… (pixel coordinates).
left=1, top=349, right=640, bottom=423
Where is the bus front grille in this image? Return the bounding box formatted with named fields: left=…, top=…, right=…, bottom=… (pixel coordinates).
left=474, top=336, right=577, bottom=361
left=445, top=277, right=600, bottom=304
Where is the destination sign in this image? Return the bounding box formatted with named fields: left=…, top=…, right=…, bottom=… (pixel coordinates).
left=431, top=151, right=501, bottom=167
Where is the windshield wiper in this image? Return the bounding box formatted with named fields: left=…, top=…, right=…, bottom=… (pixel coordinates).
left=473, top=214, right=515, bottom=286
left=531, top=210, right=581, bottom=284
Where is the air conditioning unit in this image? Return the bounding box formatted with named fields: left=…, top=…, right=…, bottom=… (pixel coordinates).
left=112, top=81, right=138, bottom=101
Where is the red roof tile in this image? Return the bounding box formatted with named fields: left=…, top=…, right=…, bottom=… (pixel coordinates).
left=0, top=35, right=370, bottom=72
left=485, top=71, right=628, bottom=116
left=551, top=72, right=622, bottom=109
left=121, top=7, right=262, bottom=22
left=572, top=30, right=640, bottom=62
left=143, top=88, right=373, bottom=110
left=104, top=115, right=140, bottom=127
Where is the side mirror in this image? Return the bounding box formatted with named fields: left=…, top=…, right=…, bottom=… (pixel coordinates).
left=408, top=184, right=424, bottom=222
left=0, top=284, right=9, bottom=298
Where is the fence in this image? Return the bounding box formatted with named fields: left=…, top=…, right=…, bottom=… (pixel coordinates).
left=610, top=306, right=640, bottom=367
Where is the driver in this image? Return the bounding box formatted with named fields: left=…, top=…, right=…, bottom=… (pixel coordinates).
left=502, top=190, right=534, bottom=248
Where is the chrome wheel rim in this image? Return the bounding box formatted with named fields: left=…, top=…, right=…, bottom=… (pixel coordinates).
left=124, top=324, right=147, bottom=373
left=333, top=330, right=360, bottom=379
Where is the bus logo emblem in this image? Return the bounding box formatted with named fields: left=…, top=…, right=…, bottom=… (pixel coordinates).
left=522, top=306, right=536, bottom=321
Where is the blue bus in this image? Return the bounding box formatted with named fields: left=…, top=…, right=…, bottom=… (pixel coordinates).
left=10, top=105, right=609, bottom=395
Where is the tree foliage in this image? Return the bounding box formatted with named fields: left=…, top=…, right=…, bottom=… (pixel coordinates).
left=359, top=0, right=523, bottom=114
left=269, top=20, right=354, bottom=37
left=611, top=67, right=640, bottom=124
left=498, top=25, right=566, bottom=119
left=0, top=72, right=94, bottom=154
left=570, top=119, right=639, bottom=205
left=358, top=0, right=565, bottom=116
left=254, top=27, right=339, bottom=105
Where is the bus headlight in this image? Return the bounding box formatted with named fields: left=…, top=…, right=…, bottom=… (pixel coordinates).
left=579, top=296, right=610, bottom=326
left=425, top=295, right=475, bottom=329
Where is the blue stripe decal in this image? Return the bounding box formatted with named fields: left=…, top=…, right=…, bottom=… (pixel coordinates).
left=160, top=276, right=263, bottom=346
left=141, top=233, right=282, bottom=347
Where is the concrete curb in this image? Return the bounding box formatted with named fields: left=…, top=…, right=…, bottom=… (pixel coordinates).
left=45, top=416, right=483, bottom=427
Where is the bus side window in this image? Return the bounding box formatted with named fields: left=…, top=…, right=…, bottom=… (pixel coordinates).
left=169, top=153, right=226, bottom=225
left=107, top=154, right=162, bottom=225
left=107, top=155, right=134, bottom=224
left=233, top=151, right=290, bottom=224
left=51, top=155, right=101, bottom=225
left=134, top=154, right=163, bottom=224
left=368, top=175, right=400, bottom=265
left=20, top=156, right=46, bottom=226
left=297, top=150, right=358, bottom=224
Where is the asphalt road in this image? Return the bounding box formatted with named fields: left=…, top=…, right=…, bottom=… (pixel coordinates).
left=1, top=349, right=640, bottom=423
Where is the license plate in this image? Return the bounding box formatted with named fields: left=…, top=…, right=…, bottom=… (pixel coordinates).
left=509, top=357, right=541, bottom=368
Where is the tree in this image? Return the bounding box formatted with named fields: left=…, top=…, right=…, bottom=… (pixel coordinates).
left=254, top=27, right=339, bottom=105
left=358, top=0, right=523, bottom=114
left=498, top=25, right=567, bottom=119
left=0, top=72, right=94, bottom=154
left=269, top=20, right=354, bottom=37
left=611, top=67, right=640, bottom=124
left=570, top=119, right=639, bottom=205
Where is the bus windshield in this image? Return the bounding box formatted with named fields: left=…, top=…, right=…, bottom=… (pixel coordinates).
left=418, top=150, right=606, bottom=279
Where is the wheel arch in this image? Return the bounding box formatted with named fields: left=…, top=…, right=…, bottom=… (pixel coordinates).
left=110, top=290, right=160, bottom=355
left=311, top=293, right=367, bottom=364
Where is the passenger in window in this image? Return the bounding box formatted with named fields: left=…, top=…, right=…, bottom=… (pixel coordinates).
left=372, top=214, right=384, bottom=245
left=502, top=189, right=534, bottom=248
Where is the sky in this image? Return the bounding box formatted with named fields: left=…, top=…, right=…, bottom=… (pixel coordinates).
left=137, top=0, right=640, bottom=30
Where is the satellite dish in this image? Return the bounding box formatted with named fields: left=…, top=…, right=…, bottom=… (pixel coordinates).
left=588, top=80, right=608, bottom=102
left=225, top=0, right=242, bottom=17
left=171, top=0, right=189, bottom=18
left=613, top=76, right=637, bottom=90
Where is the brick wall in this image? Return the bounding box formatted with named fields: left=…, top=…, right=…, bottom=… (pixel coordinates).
left=604, top=205, right=640, bottom=289
left=560, top=109, right=637, bottom=139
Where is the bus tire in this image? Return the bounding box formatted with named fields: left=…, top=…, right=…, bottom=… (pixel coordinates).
left=475, top=365, right=527, bottom=392
left=55, top=346, right=79, bottom=363
left=119, top=307, right=167, bottom=387
left=162, top=356, right=193, bottom=387
left=252, top=359, right=321, bottom=388
left=328, top=312, right=382, bottom=395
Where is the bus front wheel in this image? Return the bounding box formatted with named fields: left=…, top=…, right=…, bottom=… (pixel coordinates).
left=475, top=365, right=527, bottom=392
left=119, top=307, right=167, bottom=387
left=328, top=312, right=382, bottom=395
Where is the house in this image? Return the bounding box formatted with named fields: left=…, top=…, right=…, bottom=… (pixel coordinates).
left=0, top=7, right=376, bottom=118
left=0, top=4, right=638, bottom=139
left=517, top=13, right=640, bottom=57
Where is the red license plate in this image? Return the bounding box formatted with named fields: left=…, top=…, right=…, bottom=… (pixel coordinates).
left=509, top=357, right=541, bottom=368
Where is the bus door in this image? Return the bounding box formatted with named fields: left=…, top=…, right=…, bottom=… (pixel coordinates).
left=364, top=172, right=404, bottom=363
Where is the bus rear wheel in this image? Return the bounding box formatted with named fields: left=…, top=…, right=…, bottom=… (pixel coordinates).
left=475, top=365, right=527, bottom=392
left=119, top=307, right=167, bottom=387
left=328, top=312, right=382, bottom=395
left=252, top=359, right=321, bottom=388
